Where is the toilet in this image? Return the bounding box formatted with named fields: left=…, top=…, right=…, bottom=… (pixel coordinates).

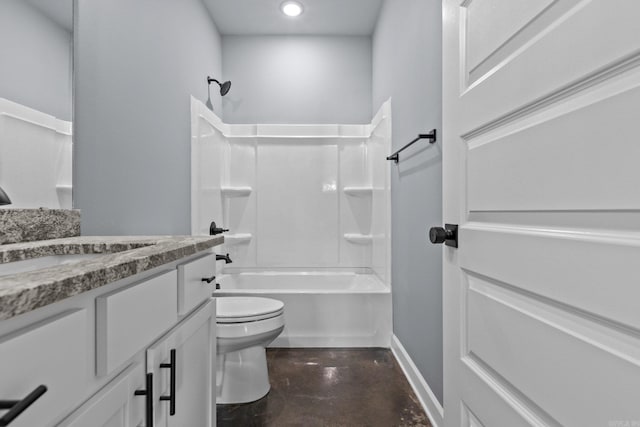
left=215, top=296, right=285, bottom=404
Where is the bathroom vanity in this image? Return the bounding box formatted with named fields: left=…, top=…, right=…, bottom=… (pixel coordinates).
left=0, top=233, right=222, bottom=427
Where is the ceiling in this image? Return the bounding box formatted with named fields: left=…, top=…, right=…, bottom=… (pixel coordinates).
left=203, top=0, right=384, bottom=36
left=26, top=0, right=73, bottom=32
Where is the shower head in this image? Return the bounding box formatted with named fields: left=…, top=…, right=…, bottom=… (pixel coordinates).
left=207, top=77, right=231, bottom=96
left=219, top=80, right=231, bottom=96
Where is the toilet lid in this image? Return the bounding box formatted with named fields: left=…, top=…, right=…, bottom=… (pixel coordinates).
left=216, top=297, right=284, bottom=323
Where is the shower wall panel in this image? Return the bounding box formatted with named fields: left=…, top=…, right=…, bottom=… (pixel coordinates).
left=370, top=102, right=392, bottom=285
left=339, top=141, right=371, bottom=267
left=191, top=110, right=225, bottom=236
left=224, top=140, right=257, bottom=267
left=256, top=142, right=339, bottom=267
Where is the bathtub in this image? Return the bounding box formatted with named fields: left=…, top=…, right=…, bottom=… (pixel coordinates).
left=215, top=271, right=392, bottom=347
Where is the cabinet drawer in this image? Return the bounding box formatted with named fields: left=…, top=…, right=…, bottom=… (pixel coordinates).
left=97, top=270, right=177, bottom=376
left=177, top=253, right=215, bottom=315
left=0, top=310, right=87, bottom=427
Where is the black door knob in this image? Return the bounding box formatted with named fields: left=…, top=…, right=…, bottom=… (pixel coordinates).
left=429, top=227, right=451, bottom=244
left=429, top=224, right=459, bottom=248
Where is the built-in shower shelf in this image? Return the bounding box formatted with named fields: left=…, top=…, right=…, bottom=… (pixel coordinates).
left=344, top=233, right=373, bottom=245
left=224, top=233, right=252, bottom=245
left=343, top=187, right=373, bottom=197
left=221, top=186, right=252, bottom=197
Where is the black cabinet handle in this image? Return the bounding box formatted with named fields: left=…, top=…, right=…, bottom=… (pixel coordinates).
left=160, top=349, right=176, bottom=416
left=0, top=385, right=47, bottom=426
left=134, top=373, right=153, bottom=427
left=201, top=276, right=216, bottom=284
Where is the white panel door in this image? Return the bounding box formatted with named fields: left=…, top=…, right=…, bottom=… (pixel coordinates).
left=442, top=1, right=640, bottom=426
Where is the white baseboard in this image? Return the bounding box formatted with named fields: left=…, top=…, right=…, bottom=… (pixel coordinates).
left=271, top=334, right=390, bottom=348
left=391, top=334, right=444, bottom=427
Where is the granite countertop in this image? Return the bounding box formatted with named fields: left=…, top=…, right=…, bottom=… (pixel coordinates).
left=0, top=235, right=224, bottom=320
left=0, top=208, right=81, bottom=245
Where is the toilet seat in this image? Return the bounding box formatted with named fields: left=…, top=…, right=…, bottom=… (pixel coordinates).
left=216, top=297, right=284, bottom=323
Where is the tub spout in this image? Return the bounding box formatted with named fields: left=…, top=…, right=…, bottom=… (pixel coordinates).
left=216, top=253, right=232, bottom=264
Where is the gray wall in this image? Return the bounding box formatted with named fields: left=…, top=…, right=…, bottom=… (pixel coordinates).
left=0, top=0, right=72, bottom=120
left=222, top=36, right=372, bottom=124
left=372, top=0, right=443, bottom=404
left=74, top=0, right=222, bottom=235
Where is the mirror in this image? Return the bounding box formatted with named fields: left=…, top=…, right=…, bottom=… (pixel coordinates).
left=0, top=0, right=74, bottom=209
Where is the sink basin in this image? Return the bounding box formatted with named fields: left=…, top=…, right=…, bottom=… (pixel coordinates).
left=0, top=254, right=104, bottom=277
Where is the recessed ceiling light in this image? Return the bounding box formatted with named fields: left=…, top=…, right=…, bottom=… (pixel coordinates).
left=281, top=1, right=303, bottom=17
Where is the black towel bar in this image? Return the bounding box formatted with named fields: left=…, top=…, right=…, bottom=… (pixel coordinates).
left=386, top=129, right=437, bottom=163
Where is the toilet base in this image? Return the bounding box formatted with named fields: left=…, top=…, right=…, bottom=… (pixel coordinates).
left=216, top=346, right=271, bottom=404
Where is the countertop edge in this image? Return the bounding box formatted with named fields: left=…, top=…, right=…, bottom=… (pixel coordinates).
left=0, top=235, right=224, bottom=321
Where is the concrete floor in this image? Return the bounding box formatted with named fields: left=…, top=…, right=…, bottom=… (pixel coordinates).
left=217, top=348, right=432, bottom=427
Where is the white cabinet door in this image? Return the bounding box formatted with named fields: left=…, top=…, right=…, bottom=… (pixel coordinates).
left=59, top=363, right=145, bottom=427
left=442, top=0, right=640, bottom=426
left=147, top=300, right=215, bottom=427
left=0, top=310, right=87, bottom=427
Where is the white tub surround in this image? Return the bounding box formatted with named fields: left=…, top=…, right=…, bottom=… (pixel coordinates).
left=191, top=97, right=392, bottom=347
left=0, top=98, right=73, bottom=209
left=190, top=97, right=391, bottom=278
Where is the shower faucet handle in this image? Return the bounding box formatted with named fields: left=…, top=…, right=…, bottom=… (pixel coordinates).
left=209, top=221, right=229, bottom=236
